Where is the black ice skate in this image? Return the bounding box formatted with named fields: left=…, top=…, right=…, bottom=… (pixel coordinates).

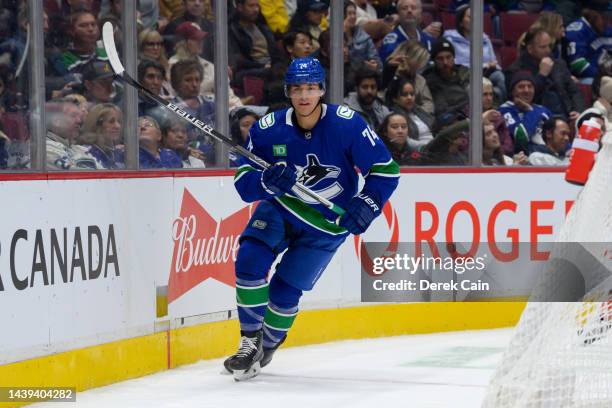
left=260, top=335, right=286, bottom=368
left=224, top=331, right=263, bottom=381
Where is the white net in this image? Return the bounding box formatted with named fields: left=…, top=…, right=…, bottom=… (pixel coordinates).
left=483, top=130, right=612, bottom=407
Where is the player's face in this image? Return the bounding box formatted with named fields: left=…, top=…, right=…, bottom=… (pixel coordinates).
left=512, top=80, right=535, bottom=104
left=397, top=0, right=421, bottom=27
left=142, top=67, right=163, bottom=96
left=549, top=120, right=570, bottom=154
left=395, top=82, right=416, bottom=111
left=483, top=85, right=494, bottom=110
left=288, top=83, right=324, bottom=115
left=165, top=124, right=188, bottom=150
left=100, top=110, right=122, bottom=145
left=357, top=78, right=378, bottom=106
left=177, top=70, right=202, bottom=99
left=527, top=32, right=552, bottom=61
left=483, top=124, right=500, bottom=150
left=290, top=33, right=313, bottom=58
left=386, top=114, right=408, bottom=147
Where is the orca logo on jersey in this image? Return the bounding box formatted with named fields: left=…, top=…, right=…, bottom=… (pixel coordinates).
left=293, top=154, right=343, bottom=203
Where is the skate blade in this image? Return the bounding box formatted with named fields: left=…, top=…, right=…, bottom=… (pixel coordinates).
left=233, top=362, right=261, bottom=381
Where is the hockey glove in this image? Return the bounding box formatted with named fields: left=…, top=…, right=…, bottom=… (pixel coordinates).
left=338, top=193, right=381, bottom=235
left=261, top=162, right=297, bottom=196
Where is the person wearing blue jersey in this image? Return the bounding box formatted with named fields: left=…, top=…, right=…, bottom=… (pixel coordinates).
left=224, top=57, right=399, bottom=381
left=378, top=0, right=435, bottom=64
left=565, top=4, right=612, bottom=83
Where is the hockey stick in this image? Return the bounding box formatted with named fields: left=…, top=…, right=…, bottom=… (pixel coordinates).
left=101, top=22, right=345, bottom=218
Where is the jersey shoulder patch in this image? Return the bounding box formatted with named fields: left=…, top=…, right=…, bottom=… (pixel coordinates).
left=336, top=105, right=355, bottom=120
left=258, top=112, right=276, bottom=130
left=382, top=32, right=398, bottom=45
left=566, top=21, right=584, bottom=33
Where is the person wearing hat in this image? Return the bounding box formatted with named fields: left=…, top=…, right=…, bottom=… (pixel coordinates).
left=288, top=0, right=329, bottom=52
left=499, top=70, right=552, bottom=154
left=505, top=26, right=585, bottom=120
left=163, top=0, right=215, bottom=62
left=565, top=2, right=612, bottom=82
left=423, top=38, right=470, bottom=123
left=378, top=0, right=435, bottom=63
left=81, top=60, right=119, bottom=104
left=168, top=21, right=244, bottom=108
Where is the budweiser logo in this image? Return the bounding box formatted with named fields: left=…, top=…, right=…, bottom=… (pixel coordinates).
left=168, top=188, right=253, bottom=303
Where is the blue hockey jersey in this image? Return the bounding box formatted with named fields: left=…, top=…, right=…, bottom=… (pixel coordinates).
left=565, top=17, right=612, bottom=79
left=499, top=101, right=551, bottom=153
left=233, top=104, right=400, bottom=236
left=379, top=26, right=434, bottom=63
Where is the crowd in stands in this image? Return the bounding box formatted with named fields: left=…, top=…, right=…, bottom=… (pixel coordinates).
left=0, top=0, right=610, bottom=170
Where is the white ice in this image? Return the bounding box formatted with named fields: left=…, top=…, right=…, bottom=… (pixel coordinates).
left=33, top=328, right=513, bottom=408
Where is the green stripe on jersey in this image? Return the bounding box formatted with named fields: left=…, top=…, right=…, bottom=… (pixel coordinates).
left=570, top=58, right=589, bottom=74
left=369, top=160, right=400, bottom=177
left=264, top=306, right=297, bottom=330
left=236, top=283, right=269, bottom=306
left=275, top=195, right=347, bottom=235
left=234, top=165, right=256, bottom=182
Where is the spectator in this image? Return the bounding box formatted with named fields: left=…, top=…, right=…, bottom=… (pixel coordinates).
left=378, top=0, right=435, bottom=63
left=64, top=93, right=89, bottom=123
left=283, top=30, right=313, bottom=60
left=228, top=0, right=283, bottom=95
left=344, top=1, right=381, bottom=73
left=169, top=22, right=243, bottom=108
left=289, top=0, right=329, bottom=52
left=318, top=30, right=356, bottom=98
left=420, top=119, right=469, bottom=165
left=565, top=4, right=612, bottom=83
left=259, top=0, right=298, bottom=35
left=499, top=70, right=552, bottom=154
left=137, top=59, right=168, bottom=120
left=377, top=112, right=421, bottom=165
left=383, top=40, right=433, bottom=114
left=423, top=39, right=470, bottom=124
left=81, top=60, right=119, bottom=104
left=51, top=11, right=107, bottom=77
left=45, top=97, right=98, bottom=170
left=483, top=121, right=528, bottom=165
left=528, top=116, right=570, bottom=165
left=138, top=116, right=183, bottom=169
left=385, top=76, right=435, bottom=149
left=81, top=103, right=124, bottom=169
left=138, top=29, right=171, bottom=93
left=482, top=77, right=514, bottom=157
left=443, top=5, right=506, bottom=102
left=160, top=117, right=206, bottom=168
left=505, top=27, right=585, bottom=120
left=164, top=0, right=215, bottom=61
left=229, top=107, right=259, bottom=166
left=170, top=59, right=216, bottom=165
left=482, top=122, right=512, bottom=165
left=343, top=67, right=390, bottom=130
left=518, top=12, right=567, bottom=61
left=353, top=0, right=397, bottom=45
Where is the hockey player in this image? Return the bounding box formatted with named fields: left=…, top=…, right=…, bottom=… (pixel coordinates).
left=224, top=57, right=399, bottom=380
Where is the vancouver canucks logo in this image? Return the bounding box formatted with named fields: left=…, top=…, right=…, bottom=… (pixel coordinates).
left=293, top=154, right=343, bottom=203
